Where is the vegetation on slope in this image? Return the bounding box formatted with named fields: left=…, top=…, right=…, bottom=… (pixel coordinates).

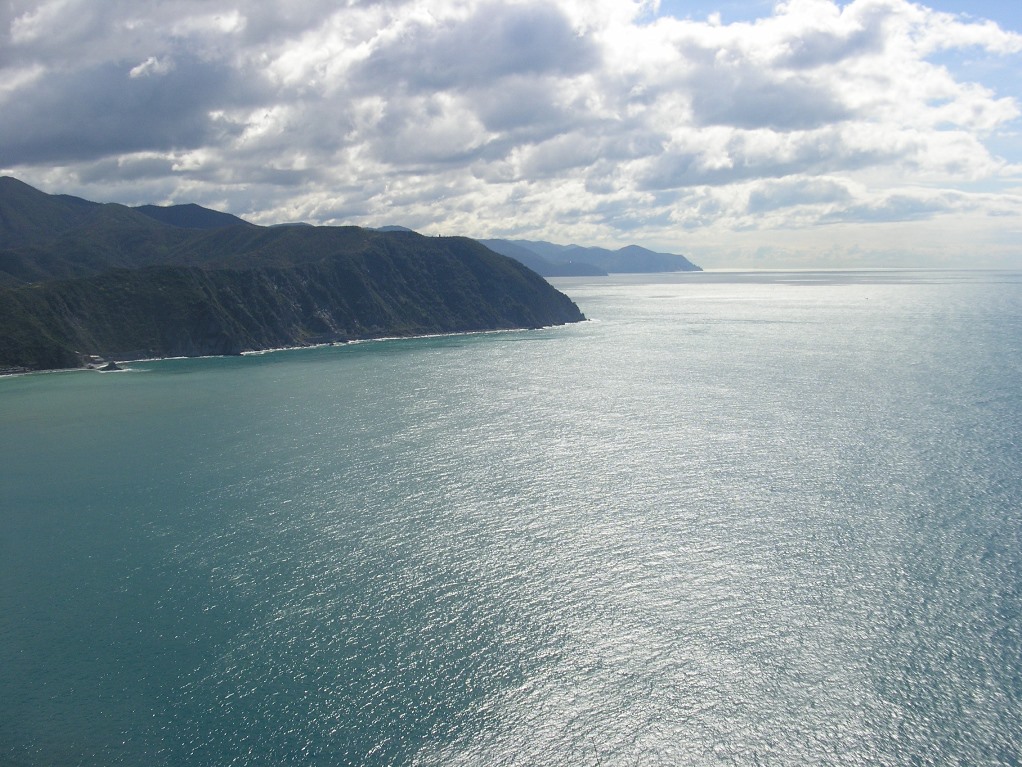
left=0, top=178, right=585, bottom=372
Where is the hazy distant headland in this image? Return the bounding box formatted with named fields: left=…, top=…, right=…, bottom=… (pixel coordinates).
left=373, top=231, right=703, bottom=277
left=0, top=177, right=589, bottom=374
left=478, top=238, right=701, bottom=277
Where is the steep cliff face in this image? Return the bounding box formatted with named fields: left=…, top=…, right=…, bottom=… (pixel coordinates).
left=0, top=179, right=585, bottom=372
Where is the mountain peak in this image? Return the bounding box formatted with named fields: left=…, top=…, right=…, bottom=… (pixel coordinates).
left=0, top=176, right=100, bottom=249
left=134, top=203, right=251, bottom=230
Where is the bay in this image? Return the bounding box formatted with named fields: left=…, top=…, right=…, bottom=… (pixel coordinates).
left=2, top=269, right=1021, bottom=766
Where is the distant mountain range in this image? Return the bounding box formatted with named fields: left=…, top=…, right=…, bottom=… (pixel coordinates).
left=0, top=177, right=584, bottom=373
left=479, top=239, right=701, bottom=277
left=368, top=229, right=700, bottom=276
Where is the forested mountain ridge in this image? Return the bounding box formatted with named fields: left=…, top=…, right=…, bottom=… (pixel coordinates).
left=0, top=178, right=584, bottom=373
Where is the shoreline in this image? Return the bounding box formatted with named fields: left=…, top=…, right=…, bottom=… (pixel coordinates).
left=0, top=321, right=587, bottom=380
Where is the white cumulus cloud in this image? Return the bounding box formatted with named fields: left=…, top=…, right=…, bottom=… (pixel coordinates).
left=1, top=0, right=1020, bottom=266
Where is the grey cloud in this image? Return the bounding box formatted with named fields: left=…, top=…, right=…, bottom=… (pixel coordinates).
left=690, top=70, right=851, bottom=130
left=584, top=163, right=619, bottom=194
left=6, top=1, right=226, bottom=69
left=636, top=151, right=697, bottom=190
left=237, top=1, right=371, bottom=45
left=599, top=127, right=668, bottom=162
left=359, top=98, right=491, bottom=168
left=2, top=0, right=1017, bottom=265
left=75, top=156, right=178, bottom=184
left=5, top=0, right=363, bottom=66
left=0, top=55, right=264, bottom=165
left=470, top=76, right=576, bottom=137
left=638, top=130, right=899, bottom=190
left=778, top=10, right=887, bottom=69
left=665, top=191, right=730, bottom=231
left=518, top=133, right=604, bottom=178
left=356, top=2, right=598, bottom=92
left=5, top=2, right=112, bottom=61
left=818, top=192, right=959, bottom=223
left=780, top=27, right=882, bottom=69
left=595, top=200, right=675, bottom=231
left=747, top=177, right=854, bottom=213
left=228, top=166, right=325, bottom=188
left=659, top=29, right=856, bottom=132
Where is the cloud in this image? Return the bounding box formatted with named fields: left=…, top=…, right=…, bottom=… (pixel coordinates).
left=818, top=188, right=964, bottom=223
left=689, top=71, right=852, bottom=130
left=1, top=0, right=1021, bottom=266
left=355, top=3, right=599, bottom=91
left=0, top=54, right=261, bottom=165
left=129, top=56, right=175, bottom=78
left=746, top=176, right=855, bottom=213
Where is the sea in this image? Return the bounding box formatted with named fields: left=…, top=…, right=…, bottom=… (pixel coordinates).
left=2, top=269, right=1021, bottom=767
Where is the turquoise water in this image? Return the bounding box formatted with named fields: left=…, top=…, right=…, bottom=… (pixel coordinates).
left=2, top=270, right=1021, bottom=766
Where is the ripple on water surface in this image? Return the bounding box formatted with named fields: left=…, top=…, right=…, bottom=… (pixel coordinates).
left=2, top=271, right=1021, bottom=766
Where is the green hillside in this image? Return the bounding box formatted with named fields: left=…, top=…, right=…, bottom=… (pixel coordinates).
left=0, top=178, right=585, bottom=373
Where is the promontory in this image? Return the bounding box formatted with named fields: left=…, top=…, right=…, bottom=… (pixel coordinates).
left=0, top=177, right=585, bottom=373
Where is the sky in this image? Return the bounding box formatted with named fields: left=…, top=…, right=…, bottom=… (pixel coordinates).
left=2, top=0, right=1021, bottom=268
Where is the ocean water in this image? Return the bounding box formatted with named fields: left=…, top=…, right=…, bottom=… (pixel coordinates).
left=2, top=269, right=1021, bottom=766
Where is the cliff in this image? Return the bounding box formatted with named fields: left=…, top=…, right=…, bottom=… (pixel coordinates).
left=0, top=178, right=585, bottom=372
